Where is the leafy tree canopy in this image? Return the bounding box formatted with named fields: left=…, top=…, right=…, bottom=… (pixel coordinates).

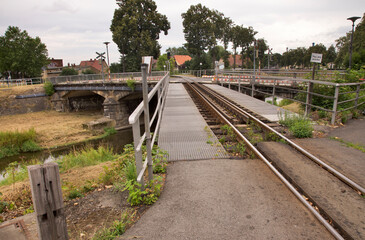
left=0, top=26, right=48, bottom=78
left=111, top=0, right=170, bottom=72
left=60, top=68, right=78, bottom=76
left=156, top=54, right=175, bottom=73
left=166, top=47, right=190, bottom=56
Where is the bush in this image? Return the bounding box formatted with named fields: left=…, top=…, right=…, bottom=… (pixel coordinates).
left=43, top=81, right=54, bottom=96
left=279, top=112, right=313, bottom=138
left=289, top=121, right=313, bottom=138
left=126, top=79, right=136, bottom=91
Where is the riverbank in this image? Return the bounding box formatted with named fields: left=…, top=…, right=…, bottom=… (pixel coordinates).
left=0, top=110, right=103, bottom=148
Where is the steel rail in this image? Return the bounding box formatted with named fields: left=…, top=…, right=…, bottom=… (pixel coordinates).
left=185, top=82, right=345, bottom=240
left=197, top=83, right=365, bottom=195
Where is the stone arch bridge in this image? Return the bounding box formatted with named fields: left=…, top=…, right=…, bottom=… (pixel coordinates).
left=51, top=81, right=158, bottom=128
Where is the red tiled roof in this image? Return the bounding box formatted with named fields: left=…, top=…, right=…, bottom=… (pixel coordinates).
left=174, top=55, right=192, bottom=66
left=80, top=59, right=105, bottom=72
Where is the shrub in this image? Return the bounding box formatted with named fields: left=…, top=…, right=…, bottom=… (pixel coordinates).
left=126, top=79, right=136, bottom=91
left=279, top=112, right=313, bottom=138
left=43, top=81, right=54, bottom=96
left=67, top=188, right=83, bottom=200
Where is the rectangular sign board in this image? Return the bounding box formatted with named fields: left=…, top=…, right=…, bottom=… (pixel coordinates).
left=310, top=53, right=323, bottom=63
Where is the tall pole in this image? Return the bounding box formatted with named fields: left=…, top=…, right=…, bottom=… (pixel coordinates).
left=103, top=41, right=111, bottom=80
left=347, top=16, right=360, bottom=69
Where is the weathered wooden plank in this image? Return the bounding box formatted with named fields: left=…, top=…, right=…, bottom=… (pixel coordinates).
left=28, top=163, right=68, bottom=240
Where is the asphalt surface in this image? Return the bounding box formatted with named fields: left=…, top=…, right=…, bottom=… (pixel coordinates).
left=121, top=159, right=333, bottom=240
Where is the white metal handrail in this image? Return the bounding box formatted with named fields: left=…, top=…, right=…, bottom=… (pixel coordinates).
left=129, top=66, right=169, bottom=188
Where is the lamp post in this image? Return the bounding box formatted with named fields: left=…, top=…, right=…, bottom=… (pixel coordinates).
left=199, top=62, right=202, bottom=78
left=347, top=16, right=361, bottom=69
left=103, top=41, right=110, bottom=80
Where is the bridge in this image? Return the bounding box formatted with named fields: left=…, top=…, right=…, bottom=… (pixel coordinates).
left=50, top=72, right=166, bottom=128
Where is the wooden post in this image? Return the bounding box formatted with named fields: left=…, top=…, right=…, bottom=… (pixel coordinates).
left=28, top=163, right=68, bottom=240
left=305, top=63, right=315, bottom=116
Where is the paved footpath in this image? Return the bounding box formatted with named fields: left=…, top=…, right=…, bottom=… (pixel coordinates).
left=121, top=159, right=333, bottom=240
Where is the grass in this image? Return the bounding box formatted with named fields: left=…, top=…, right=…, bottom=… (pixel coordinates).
left=93, top=209, right=136, bottom=240
left=279, top=112, right=313, bottom=138
left=0, top=128, right=41, bottom=159
left=58, top=145, right=117, bottom=172
left=329, top=137, right=365, bottom=153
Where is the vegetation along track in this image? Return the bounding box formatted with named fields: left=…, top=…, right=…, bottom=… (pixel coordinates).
left=183, top=78, right=364, bottom=240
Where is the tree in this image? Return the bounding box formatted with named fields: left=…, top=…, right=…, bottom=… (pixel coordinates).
left=166, top=47, right=190, bottom=56
left=156, top=54, right=175, bottom=73
left=231, top=26, right=256, bottom=69
left=110, top=62, right=123, bottom=73
left=0, top=26, right=48, bottom=78
left=111, top=0, right=170, bottom=72
left=60, top=68, right=78, bottom=76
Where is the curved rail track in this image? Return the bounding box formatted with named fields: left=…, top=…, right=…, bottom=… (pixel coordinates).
left=182, top=77, right=364, bottom=240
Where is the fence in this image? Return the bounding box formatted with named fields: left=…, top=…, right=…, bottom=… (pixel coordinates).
left=0, top=77, right=44, bottom=87
left=128, top=66, right=170, bottom=188
left=49, top=71, right=166, bottom=84
left=215, top=71, right=365, bottom=125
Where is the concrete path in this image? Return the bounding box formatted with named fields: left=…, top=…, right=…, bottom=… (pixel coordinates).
left=121, top=159, right=333, bottom=240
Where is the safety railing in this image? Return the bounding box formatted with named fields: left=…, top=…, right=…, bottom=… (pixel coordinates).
left=128, top=65, right=170, bottom=188
left=215, top=71, right=365, bottom=125
left=49, top=71, right=166, bottom=84
left=0, top=78, right=44, bottom=87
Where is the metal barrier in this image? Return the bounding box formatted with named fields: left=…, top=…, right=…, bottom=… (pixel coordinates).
left=0, top=78, right=44, bottom=87
left=215, top=71, right=365, bottom=125
left=49, top=71, right=166, bottom=84
left=128, top=65, right=170, bottom=188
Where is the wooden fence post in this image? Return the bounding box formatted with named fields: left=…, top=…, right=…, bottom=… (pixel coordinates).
left=28, top=163, right=68, bottom=240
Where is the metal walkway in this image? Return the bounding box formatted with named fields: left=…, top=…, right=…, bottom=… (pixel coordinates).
left=158, top=83, right=228, bottom=161
left=205, top=84, right=288, bottom=122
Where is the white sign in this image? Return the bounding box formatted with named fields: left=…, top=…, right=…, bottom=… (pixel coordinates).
left=310, top=53, right=322, bottom=63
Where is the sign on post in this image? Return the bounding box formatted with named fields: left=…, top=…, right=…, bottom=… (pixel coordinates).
left=310, top=53, right=323, bottom=63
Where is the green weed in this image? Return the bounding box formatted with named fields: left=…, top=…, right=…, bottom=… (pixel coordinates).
left=279, top=112, right=313, bottom=138
left=58, top=146, right=117, bottom=172
left=92, top=209, right=136, bottom=240
left=126, top=79, right=136, bottom=91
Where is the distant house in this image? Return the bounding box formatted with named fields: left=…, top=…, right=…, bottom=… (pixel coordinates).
left=228, top=55, right=243, bottom=69
left=79, top=59, right=108, bottom=74
left=42, top=58, right=63, bottom=79
left=173, top=55, right=192, bottom=70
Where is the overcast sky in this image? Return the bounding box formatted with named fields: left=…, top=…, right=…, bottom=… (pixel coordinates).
left=0, top=0, right=364, bottom=65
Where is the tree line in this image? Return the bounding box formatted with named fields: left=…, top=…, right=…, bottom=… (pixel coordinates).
left=1, top=1, right=364, bottom=78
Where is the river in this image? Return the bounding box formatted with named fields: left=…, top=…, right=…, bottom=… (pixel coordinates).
left=0, top=128, right=134, bottom=181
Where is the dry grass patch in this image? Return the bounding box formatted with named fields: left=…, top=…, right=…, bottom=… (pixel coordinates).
left=0, top=111, right=103, bottom=148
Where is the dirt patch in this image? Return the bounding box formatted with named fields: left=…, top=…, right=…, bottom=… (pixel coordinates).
left=0, top=111, right=103, bottom=148
left=281, top=102, right=302, bottom=114
left=0, top=85, right=45, bottom=99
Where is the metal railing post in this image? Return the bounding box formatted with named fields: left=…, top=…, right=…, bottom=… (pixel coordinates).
left=355, top=84, right=360, bottom=108
left=132, top=120, right=144, bottom=188
left=141, top=64, right=153, bottom=182
left=272, top=79, right=277, bottom=105
left=238, top=77, right=241, bottom=93
left=331, top=84, right=340, bottom=125
left=305, top=81, right=314, bottom=116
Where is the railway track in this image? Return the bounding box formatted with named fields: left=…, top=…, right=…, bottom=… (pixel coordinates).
left=182, top=78, right=365, bottom=240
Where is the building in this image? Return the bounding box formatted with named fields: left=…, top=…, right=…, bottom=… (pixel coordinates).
left=42, top=58, right=63, bottom=79
left=173, top=55, right=192, bottom=70
left=228, top=55, right=243, bottom=69
left=79, top=59, right=108, bottom=74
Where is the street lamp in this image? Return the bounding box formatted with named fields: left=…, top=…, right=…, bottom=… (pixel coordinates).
left=347, top=16, right=361, bottom=69
left=199, top=62, right=202, bottom=78
left=103, top=41, right=110, bottom=80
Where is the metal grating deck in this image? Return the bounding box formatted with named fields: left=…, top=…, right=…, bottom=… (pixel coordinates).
left=205, top=84, right=290, bottom=122
left=158, top=83, right=228, bottom=161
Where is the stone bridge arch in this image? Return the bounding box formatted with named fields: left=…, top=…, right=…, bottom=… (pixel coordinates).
left=51, top=90, right=135, bottom=128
